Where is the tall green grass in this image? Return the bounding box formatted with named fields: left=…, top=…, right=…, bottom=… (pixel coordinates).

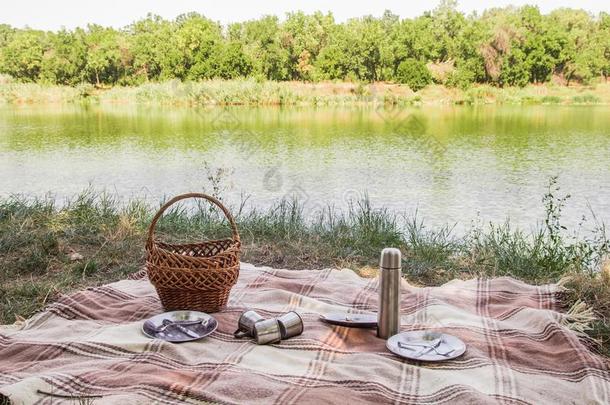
left=2, top=79, right=609, bottom=106
left=100, top=80, right=410, bottom=106
left=0, top=82, right=83, bottom=104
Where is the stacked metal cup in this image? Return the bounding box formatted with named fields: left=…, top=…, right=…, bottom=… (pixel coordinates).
left=234, top=310, right=304, bottom=345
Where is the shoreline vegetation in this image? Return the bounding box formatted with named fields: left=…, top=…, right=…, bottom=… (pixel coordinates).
left=1, top=4, right=609, bottom=106
left=1, top=180, right=609, bottom=355
left=1, top=80, right=610, bottom=106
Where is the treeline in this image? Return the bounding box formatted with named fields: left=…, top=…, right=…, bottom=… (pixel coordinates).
left=1, top=1, right=609, bottom=90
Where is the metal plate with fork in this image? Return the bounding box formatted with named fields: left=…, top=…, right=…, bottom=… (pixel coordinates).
left=386, top=331, right=466, bottom=362
left=142, top=310, right=217, bottom=343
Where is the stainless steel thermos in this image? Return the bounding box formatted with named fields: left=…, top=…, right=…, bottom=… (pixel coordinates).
left=377, top=248, right=402, bottom=339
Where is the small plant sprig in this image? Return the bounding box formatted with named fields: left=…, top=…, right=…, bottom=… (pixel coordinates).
left=203, top=162, right=234, bottom=202
left=542, top=176, right=610, bottom=274
left=543, top=176, right=570, bottom=247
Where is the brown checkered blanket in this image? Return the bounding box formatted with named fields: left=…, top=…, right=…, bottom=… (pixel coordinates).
left=0, top=263, right=608, bottom=404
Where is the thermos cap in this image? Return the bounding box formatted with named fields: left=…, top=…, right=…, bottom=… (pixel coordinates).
left=380, top=248, right=402, bottom=269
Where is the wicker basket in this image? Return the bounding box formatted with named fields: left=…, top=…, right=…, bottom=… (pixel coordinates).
left=145, top=193, right=240, bottom=313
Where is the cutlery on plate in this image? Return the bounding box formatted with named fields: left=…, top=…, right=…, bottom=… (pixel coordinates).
left=161, top=319, right=201, bottom=338
left=398, top=338, right=442, bottom=350
left=147, top=318, right=207, bottom=333
left=397, top=340, right=455, bottom=357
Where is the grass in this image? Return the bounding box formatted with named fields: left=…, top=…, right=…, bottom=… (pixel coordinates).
left=0, top=81, right=83, bottom=104
left=458, top=82, right=610, bottom=105
left=1, top=78, right=610, bottom=106
left=0, top=180, right=609, bottom=356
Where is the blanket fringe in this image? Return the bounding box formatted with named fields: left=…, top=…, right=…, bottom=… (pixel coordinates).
left=560, top=300, right=596, bottom=335
left=555, top=286, right=603, bottom=353
left=555, top=276, right=572, bottom=289
left=128, top=267, right=148, bottom=280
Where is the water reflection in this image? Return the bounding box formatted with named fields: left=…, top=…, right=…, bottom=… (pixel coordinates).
left=0, top=104, right=609, bottom=233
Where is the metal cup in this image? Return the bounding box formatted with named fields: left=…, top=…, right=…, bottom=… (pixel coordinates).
left=234, top=310, right=264, bottom=339
left=252, top=318, right=282, bottom=345
left=277, top=311, right=304, bottom=339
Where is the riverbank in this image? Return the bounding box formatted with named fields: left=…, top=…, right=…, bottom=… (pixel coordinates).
left=1, top=186, right=608, bottom=355
left=1, top=79, right=609, bottom=106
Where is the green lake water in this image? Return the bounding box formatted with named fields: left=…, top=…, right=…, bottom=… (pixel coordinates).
left=1, top=104, right=609, bottom=232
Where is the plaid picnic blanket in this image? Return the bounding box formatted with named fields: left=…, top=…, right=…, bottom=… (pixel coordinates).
left=0, top=263, right=608, bottom=404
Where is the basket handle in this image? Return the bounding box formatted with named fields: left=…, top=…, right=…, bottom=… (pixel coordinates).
left=147, top=193, right=240, bottom=247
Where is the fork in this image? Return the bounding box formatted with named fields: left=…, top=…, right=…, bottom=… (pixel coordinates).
left=148, top=318, right=207, bottom=333
left=398, top=340, right=455, bottom=357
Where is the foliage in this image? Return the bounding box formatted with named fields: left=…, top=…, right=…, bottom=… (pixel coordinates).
left=445, top=66, right=476, bottom=89
left=83, top=25, right=126, bottom=85
left=0, top=5, right=608, bottom=87
left=41, top=29, right=87, bottom=85
left=0, top=30, right=45, bottom=81
left=395, top=58, right=432, bottom=91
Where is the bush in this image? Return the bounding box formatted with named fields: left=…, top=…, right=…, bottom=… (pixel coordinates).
left=395, top=59, right=432, bottom=92
left=572, top=94, right=601, bottom=104
left=541, top=95, right=562, bottom=104
left=446, top=68, right=476, bottom=90
left=76, top=83, right=95, bottom=98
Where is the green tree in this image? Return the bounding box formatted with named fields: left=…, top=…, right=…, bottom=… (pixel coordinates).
left=84, top=25, right=124, bottom=85
left=450, top=17, right=487, bottom=85
left=171, top=13, right=223, bottom=80
left=343, top=16, right=389, bottom=81
left=499, top=48, right=530, bottom=87
left=395, top=58, right=432, bottom=90
left=0, top=6, right=608, bottom=87
left=599, top=13, right=610, bottom=80
left=430, top=0, right=467, bottom=62
left=0, top=24, right=14, bottom=49
left=280, top=11, right=334, bottom=80
left=391, top=15, right=440, bottom=77
left=551, top=8, right=603, bottom=84
left=517, top=6, right=562, bottom=83
left=129, top=14, right=173, bottom=82
left=209, top=41, right=252, bottom=79
left=0, top=29, right=45, bottom=81
left=314, top=36, right=348, bottom=80
left=230, top=16, right=290, bottom=80
left=40, top=29, right=87, bottom=84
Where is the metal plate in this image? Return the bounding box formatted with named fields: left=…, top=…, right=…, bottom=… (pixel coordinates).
left=319, top=312, right=377, bottom=328
left=142, top=310, right=217, bottom=343
left=386, top=331, right=466, bottom=362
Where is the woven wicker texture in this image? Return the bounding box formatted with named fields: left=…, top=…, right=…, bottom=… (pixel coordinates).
left=145, top=193, right=240, bottom=313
